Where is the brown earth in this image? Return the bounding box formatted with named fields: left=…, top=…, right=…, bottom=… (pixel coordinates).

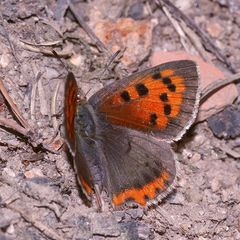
left=0, top=1, right=239, bottom=239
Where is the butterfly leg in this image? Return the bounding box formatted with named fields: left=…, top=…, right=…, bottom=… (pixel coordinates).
left=94, top=184, right=104, bottom=212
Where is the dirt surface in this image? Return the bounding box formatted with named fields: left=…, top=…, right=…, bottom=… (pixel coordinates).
left=0, top=0, right=240, bottom=239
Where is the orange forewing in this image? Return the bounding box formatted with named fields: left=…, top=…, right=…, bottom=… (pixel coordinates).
left=99, top=68, right=185, bottom=131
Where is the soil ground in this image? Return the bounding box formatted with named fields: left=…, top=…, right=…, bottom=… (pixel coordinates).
left=0, top=1, right=239, bottom=240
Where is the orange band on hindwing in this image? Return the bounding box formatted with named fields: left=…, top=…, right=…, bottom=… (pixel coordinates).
left=79, top=176, right=93, bottom=195
left=112, top=170, right=170, bottom=206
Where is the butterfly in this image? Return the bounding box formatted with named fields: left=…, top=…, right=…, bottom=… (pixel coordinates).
left=64, top=60, right=200, bottom=208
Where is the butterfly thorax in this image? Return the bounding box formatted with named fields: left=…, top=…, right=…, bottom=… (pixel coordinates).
left=75, top=102, right=96, bottom=139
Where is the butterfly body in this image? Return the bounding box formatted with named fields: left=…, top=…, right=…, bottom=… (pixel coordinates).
left=64, top=60, right=200, bottom=208
left=74, top=102, right=105, bottom=199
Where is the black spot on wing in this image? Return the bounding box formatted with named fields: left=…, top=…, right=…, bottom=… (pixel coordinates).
left=150, top=113, right=158, bottom=126
left=164, top=104, right=171, bottom=115
left=120, top=90, right=131, bottom=102
left=162, top=77, right=176, bottom=92
left=135, top=83, right=149, bottom=96
left=167, top=84, right=176, bottom=92
left=160, top=93, right=168, bottom=102
left=163, top=77, right=171, bottom=85
left=152, top=71, right=162, bottom=80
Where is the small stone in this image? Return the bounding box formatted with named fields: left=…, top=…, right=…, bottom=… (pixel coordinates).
left=217, top=0, right=228, bottom=7
left=0, top=53, right=11, bottom=68
left=207, top=106, right=240, bottom=139
left=24, top=168, right=44, bottom=178
left=211, top=178, right=220, bottom=192
left=169, top=192, right=185, bottom=204
left=178, top=178, right=187, bottom=188
left=198, top=237, right=208, bottom=240
left=180, top=222, right=191, bottom=232
left=154, top=222, right=166, bottom=235
left=182, top=149, right=193, bottom=159
left=91, top=213, right=121, bottom=237
left=175, top=0, right=193, bottom=11
left=206, top=22, right=222, bottom=38
left=127, top=2, right=144, bottom=20
left=191, top=153, right=201, bottom=162
left=126, top=208, right=144, bottom=219
left=199, top=210, right=205, bottom=216
left=186, top=186, right=203, bottom=203
left=3, top=168, right=16, bottom=178
left=94, top=18, right=153, bottom=66
left=6, top=224, right=15, bottom=234
left=70, top=54, right=85, bottom=67
left=193, top=134, right=206, bottom=147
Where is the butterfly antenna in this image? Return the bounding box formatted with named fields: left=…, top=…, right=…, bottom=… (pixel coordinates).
left=52, top=50, right=69, bottom=72
left=99, top=49, right=123, bottom=82
left=94, top=184, right=103, bottom=212
left=82, top=87, right=93, bottom=99
left=82, top=50, right=122, bottom=99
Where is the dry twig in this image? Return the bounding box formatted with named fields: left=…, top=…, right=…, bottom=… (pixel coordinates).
left=0, top=14, right=20, bottom=65
left=20, top=39, right=62, bottom=47
left=21, top=43, right=72, bottom=58
left=51, top=80, right=61, bottom=131
left=200, top=72, right=240, bottom=104
left=162, top=6, right=191, bottom=53
left=0, top=78, right=58, bottom=153
left=0, top=116, right=31, bottom=137
left=0, top=78, right=31, bottom=130
left=155, top=0, right=235, bottom=73
left=68, top=2, right=111, bottom=55
left=38, top=78, right=49, bottom=116
left=7, top=205, right=64, bottom=240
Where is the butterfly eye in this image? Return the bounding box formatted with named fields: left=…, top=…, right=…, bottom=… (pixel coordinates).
left=76, top=93, right=81, bottom=104
left=76, top=92, right=88, bottom=104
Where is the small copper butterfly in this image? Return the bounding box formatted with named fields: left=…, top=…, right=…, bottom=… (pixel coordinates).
left=64, top=60, right=200, bottom=208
